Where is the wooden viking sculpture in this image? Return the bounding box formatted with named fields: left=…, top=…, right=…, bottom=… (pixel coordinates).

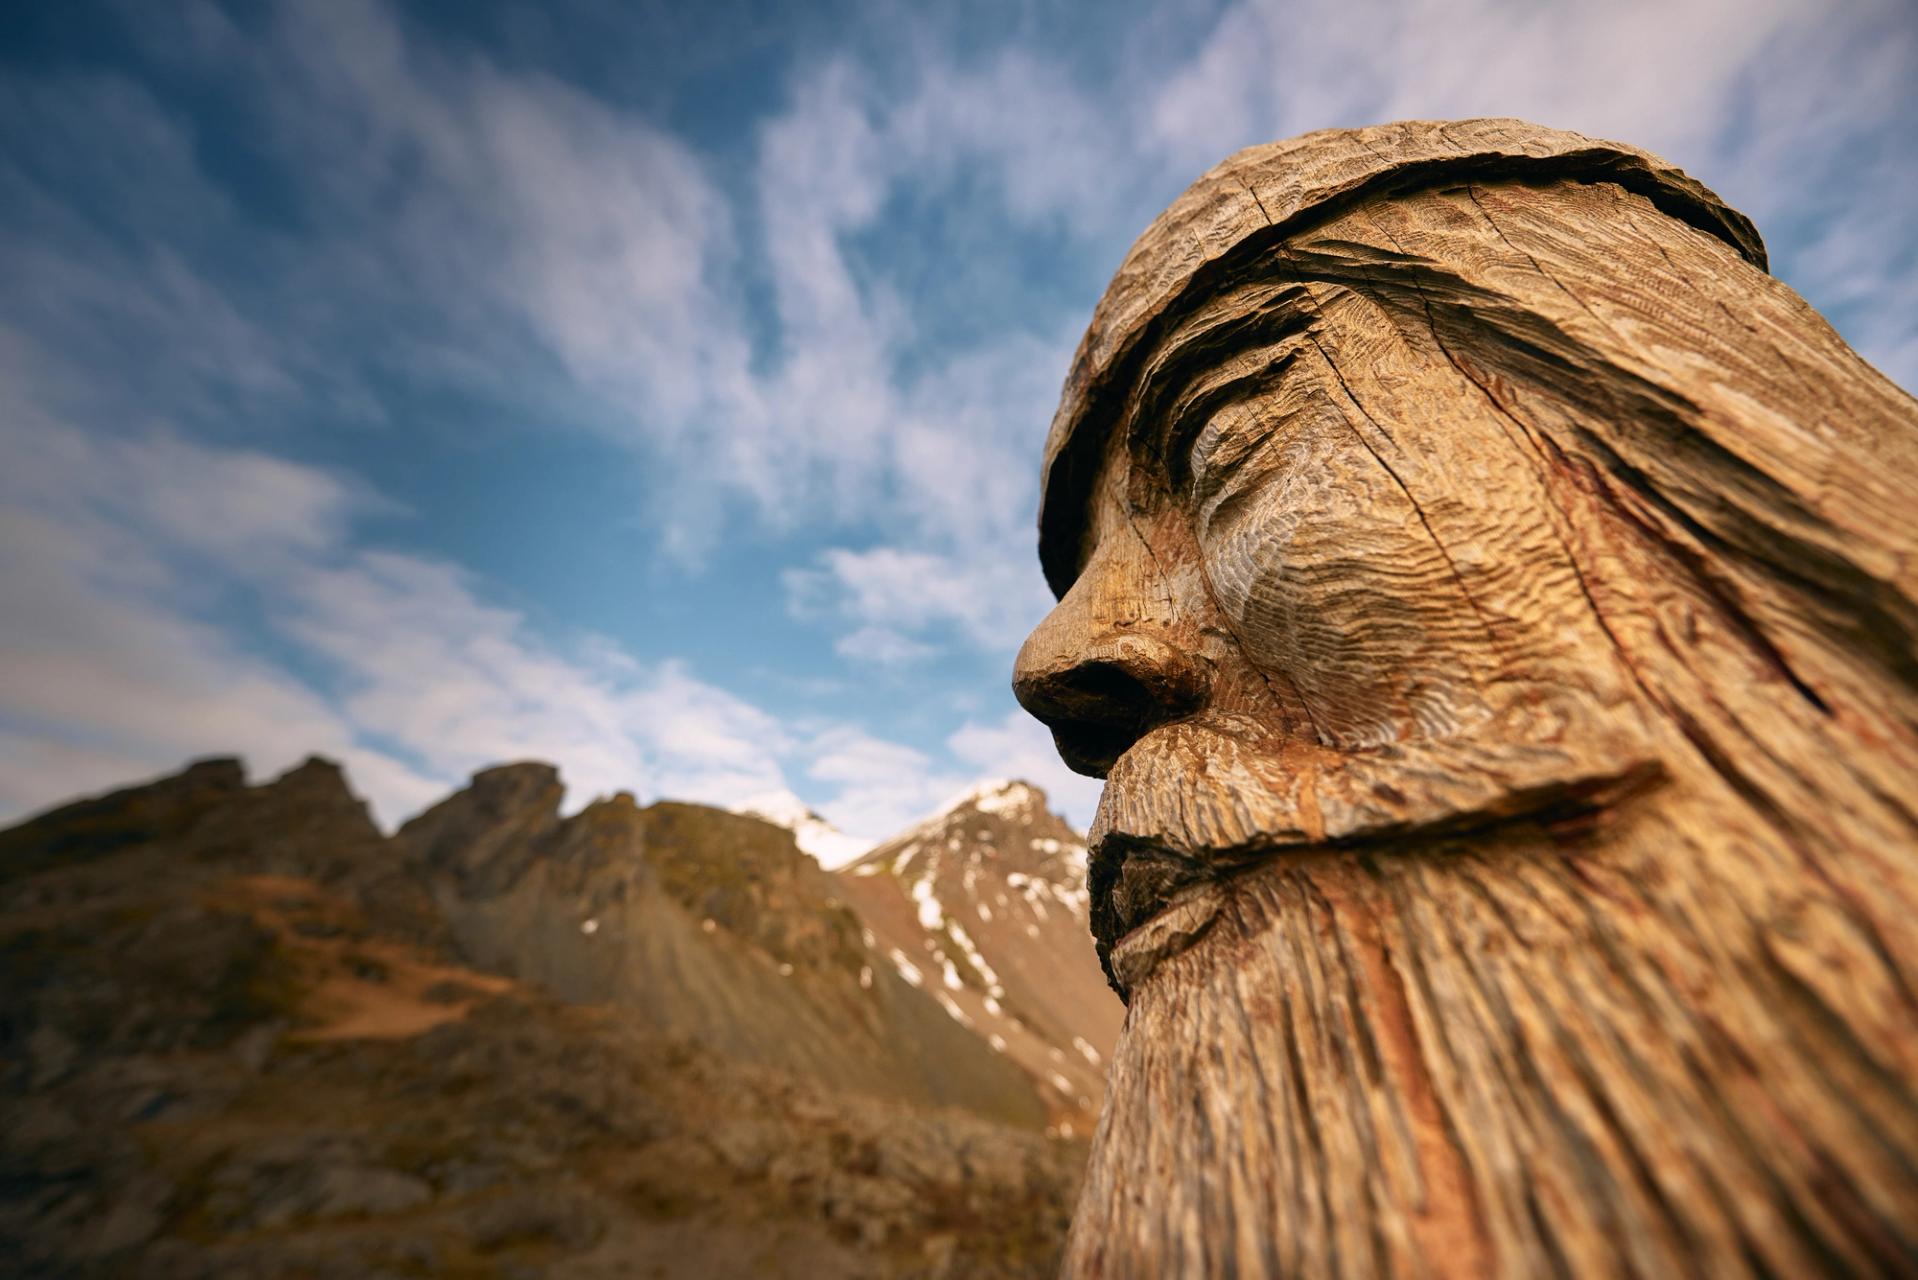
left=1013, top=119, right=1918, bottom=1277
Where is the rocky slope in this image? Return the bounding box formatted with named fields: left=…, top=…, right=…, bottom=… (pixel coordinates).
left=835, top=781, right=1124, bottom=1137
left=399, top=765, right=1046, bottom=1125
left=0, top=757, right=1101, bottom=1278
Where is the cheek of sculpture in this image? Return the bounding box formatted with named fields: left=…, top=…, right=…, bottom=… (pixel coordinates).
left=1188, top=370, right=1499, bottom=750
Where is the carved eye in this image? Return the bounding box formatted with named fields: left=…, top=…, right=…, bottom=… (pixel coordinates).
left=1185, top=384, right=1342, bottom=549
left=1188, top=376, right=1497, bottom=749
left=1146, top=326, right=1310, bottom=496
left=1186, top=402, right=1279, bottom=509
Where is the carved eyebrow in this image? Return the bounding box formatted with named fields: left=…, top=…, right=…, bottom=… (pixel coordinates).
left=1160, top=347, right=1307, bottom=492
left=1057, top=284, right=1320, bottom=591
left=1124, top=288, right=1319, bottom=480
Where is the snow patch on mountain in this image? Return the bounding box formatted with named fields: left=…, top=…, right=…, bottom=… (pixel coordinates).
left=937, top=778, right=1037, bottom=820
left=735, top=789, right=872, bottom=869
left=830, top=775, right=1119, bottom=1133
left=910, top=874, right=943, bottom=930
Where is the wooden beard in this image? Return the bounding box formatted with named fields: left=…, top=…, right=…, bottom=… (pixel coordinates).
left=1015, top=123, right=1918, bottom=1278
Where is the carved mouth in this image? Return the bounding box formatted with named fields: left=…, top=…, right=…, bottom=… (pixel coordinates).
left=1089, top=834, right=1247, bottom=1001
left=1087, top=743, right=1666, bottom=1002
left=1106, top=884, right=1225, bottom=1000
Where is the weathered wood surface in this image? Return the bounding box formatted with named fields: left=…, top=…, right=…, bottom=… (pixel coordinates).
left=1013, top=119, right=1918, bottom=1278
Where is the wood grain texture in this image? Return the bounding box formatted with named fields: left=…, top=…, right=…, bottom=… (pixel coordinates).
left=1013, top=120, right=1918, bottom=1277
left=1037, top=118, right=1767, bottom=598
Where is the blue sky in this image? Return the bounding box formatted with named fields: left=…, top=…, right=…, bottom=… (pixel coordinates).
left=2, top=0, right=1913, bottom=848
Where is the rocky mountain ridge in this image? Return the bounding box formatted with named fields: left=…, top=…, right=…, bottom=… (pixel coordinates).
left=0, top=754, right=1117, bottom=1277
left=399, top=763, right=1053, bottom=1125
left=836, top=781, right=1121, bottom=1136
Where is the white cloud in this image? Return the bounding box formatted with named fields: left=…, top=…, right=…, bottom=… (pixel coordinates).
left=1139, top=0, right=1917, bottom=391
left=834, top=626, right=938, bottom=666
left=267, top=0, right=763, bottom=434
left=801, top=725, right=967, bottom=843
left=0, top=493, right=442, bottom=825
left=889, top=46, right=1137, bottom=240
left=948, top=710, right=1103, bottom=830
left=0, top=393, right=808, bottom=829
left=785, top=545, right=1055, bottom=658
left=3, top=0, right=1911, bottom=849
left=211, top=6, right=1100, bottom=567
left=1145, top=0, right=1812, bottom=169
left=225, top=8, right=1090, bottom=565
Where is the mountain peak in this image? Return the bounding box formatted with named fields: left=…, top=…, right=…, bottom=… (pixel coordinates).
left=938, top=778, right=1047, bottom=820
left=396, top=760, right=566, bottom=896
left=832, top=774, right=1117, bottom=1132
left=734, top=789, right=871, bottom=870
left=848, top=778, right=1079, bottom=881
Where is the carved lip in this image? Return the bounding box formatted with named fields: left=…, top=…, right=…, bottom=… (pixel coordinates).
left=1088, top=749, right=1666, bottom=1000
left=1089, top=833, right=1251, bottom=999
left=1104, top=877, right=1227, bottom=999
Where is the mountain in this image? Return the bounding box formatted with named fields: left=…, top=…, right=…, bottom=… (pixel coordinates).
left=0, top=756, right=1111, bottom=1278
left=734, top=790, right=872, bottom=869
left=400, top=764, right=1044, bottom=1125
left=835, top=781, right=1123, bottom=1138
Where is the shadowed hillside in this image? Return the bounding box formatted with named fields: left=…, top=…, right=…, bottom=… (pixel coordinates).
left=0, top=756, right=1114, bottom=1278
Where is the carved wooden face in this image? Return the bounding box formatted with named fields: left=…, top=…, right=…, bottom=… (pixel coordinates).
left=1035, top=135, right=1918, bottom=1277
left=1014, top=190, right=1663, bottom=992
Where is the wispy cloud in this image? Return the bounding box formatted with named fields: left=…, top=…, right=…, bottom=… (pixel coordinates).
left=785, top=547, right=1050, bottom=657
left=0, top=397, right=443, bottom=821
left=0, top=392, right=938, bottom=835
left=0, top=0, right=1909, bottom=840
left=949, top=710, right=1104, bottom=824
left=1138, top=0, right=1917, bottom=385
left=800, top=724, right=966, bottom=841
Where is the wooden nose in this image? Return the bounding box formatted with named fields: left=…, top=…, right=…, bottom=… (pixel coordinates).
left=1014, top=624, right=1208, bottom=778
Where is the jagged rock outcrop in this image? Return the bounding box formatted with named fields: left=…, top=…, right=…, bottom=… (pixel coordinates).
left=401, top=774, right=1048, bottom=1125
left=0, top=757, right=1093, bottom=1278
left=837, top=781, right=1123, bottom=1134
left=0, top=755, right=248, bottom=874
left=399, top=761, right=566, bottom=897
